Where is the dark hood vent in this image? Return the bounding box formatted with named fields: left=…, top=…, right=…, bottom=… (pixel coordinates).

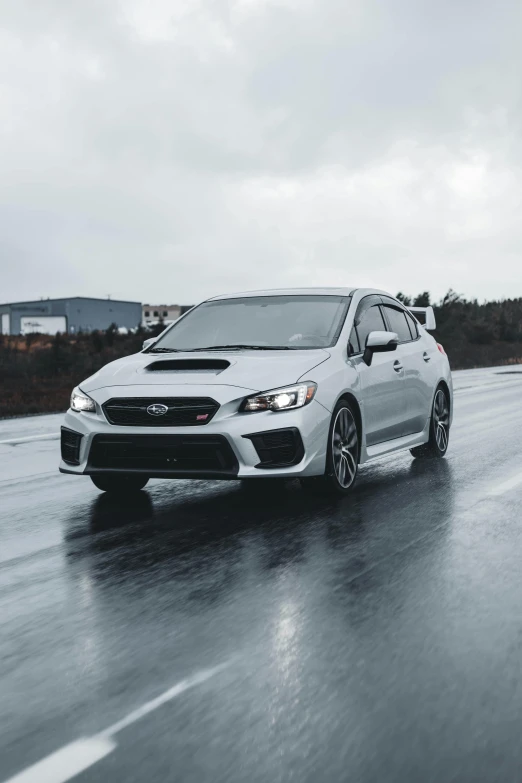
left=146, top=359, right=230, bottom=373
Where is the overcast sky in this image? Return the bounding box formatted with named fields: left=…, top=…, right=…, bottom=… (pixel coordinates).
left=1, top=0, right=521, bottom=306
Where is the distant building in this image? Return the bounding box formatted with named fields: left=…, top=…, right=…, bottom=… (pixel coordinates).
left=142, top=304, right=193, bottom=327
left=0, top=297, right=142, bottom=336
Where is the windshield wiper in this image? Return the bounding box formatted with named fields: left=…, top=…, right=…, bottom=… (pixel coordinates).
left=186, top=344, right=292, bottom=352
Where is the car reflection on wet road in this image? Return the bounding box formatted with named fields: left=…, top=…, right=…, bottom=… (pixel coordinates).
left=1, top=367, right=522, bottom=783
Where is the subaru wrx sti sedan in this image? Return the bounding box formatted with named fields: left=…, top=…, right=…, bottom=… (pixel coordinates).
left=60, top=288, right=453, bottom=496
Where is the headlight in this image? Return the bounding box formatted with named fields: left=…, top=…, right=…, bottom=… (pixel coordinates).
left=241, top=382, right=317, bottom=412
left=71, top=387, right=96, bottom=412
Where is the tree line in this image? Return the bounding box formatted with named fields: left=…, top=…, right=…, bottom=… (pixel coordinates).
left=396, top=289, right=522, bottom=367
left=1, top=291, right=522, bottom=416
left=0, top=326, right=150, bottom=417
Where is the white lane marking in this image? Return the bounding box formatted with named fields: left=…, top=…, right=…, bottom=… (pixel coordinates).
left=454, top=379, right=522, bottom=397
left=1, top=663, right=230, bottom=783
left=3, top=738, right=117, bottom=783
left=98, top=663, right=230, bottom=737
left=0, top=471, right=57, bottom=488
left=0, top=434, right=59, bottom=446
left=488, top=472, right=522, bottom=497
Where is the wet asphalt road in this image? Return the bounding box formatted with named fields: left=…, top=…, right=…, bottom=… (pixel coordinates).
left=1, top=366, right=522, bottom=783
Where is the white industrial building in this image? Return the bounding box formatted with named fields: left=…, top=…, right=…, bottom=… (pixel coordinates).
left=142, top=304, right=192, bottom=327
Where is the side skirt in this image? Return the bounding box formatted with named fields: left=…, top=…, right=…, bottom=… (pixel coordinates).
left=360, top=418, right=430, bottom=464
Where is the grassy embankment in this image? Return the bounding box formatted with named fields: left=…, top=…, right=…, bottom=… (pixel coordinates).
left=0, top=325, right=150, bottom=418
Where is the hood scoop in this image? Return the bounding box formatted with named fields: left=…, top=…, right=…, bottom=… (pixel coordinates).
left=145, top=359, right=230, bottom=374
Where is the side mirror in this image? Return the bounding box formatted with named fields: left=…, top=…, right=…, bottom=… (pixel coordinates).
left=142, top=337, right=156, bottom=351
left=363, top=331, right=398, bottom=366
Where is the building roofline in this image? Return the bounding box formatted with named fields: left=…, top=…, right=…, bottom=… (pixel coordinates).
left=0, top=296, right=142, bottom=307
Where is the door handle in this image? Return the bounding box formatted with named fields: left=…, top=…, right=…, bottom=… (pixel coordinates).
left=423, top=352, right=430, bottom=362
left=393, top=361, right=403, bottom=372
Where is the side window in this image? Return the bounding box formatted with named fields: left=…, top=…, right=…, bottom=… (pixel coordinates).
left=383, top=306, right=412, bottom=343
left=405, top=311, right=419, bottom=339
left=355, top=305, right=387, bottom=349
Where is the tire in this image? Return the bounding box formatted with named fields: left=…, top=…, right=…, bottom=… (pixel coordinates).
left=301, top=401, right=359, bottom=496
left=90, top=474, right=149, bottom=493
left=410, top=386, right=450, bottom=459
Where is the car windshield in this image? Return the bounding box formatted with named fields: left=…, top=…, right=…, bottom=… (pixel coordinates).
left=149, top=295, right=351, bottom=351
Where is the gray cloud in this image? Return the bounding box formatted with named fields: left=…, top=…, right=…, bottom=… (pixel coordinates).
left=1, top=0, right=521, bottom=305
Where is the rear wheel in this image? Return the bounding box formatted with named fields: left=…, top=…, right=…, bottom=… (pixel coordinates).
left=410, top=386, right=450, bottom=459
left=90, top=474, right=149, bottom=493
left=301, top=401, right=359, bottom=496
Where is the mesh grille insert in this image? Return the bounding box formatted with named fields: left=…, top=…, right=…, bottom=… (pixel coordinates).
left=103, top=397, right=219, bottom=427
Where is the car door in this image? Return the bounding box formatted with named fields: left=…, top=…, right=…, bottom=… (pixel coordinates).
left=349, top=298, right=406, bottom=446
left=381, top=301, right=434, bottom=436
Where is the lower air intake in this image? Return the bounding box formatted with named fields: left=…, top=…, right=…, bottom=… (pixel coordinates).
left=61, top=428, right=83, bottom=465
left=88, top=434, right=239, bottom=478
left=244, top=428, right=304, bottom=468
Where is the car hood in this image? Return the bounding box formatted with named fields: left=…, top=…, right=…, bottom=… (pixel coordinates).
left=80, top=349, right=332, bottom=394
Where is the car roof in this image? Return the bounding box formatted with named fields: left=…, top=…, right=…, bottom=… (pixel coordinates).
left=207, top=287, right=365, bottom=301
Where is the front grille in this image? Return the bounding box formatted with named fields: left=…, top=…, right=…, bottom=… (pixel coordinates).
left=244, top=428, right=304, bottom=469
left=88, top=434, right=239, bottom=477
left=61, top=427, right=83, bottom=465
left=103, top=397, right=219, bottom=427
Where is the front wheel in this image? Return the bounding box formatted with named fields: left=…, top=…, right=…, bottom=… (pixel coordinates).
left=90, top=474, right=149, bottom=493
left=410, top=386, right=450, bottom=459
left=301, top=401, right=359, bottom=496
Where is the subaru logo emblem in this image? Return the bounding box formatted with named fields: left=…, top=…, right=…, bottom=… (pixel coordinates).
left=147, top=403, right=168, bottom=416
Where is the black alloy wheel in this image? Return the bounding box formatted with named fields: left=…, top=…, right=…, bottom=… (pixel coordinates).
left=301, top=401, right=359, bottom=496
left=411, top=386, right=450, bottom=459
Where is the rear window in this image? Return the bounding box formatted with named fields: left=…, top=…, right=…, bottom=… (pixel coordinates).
left=405, top=311, right=419, bottom=339
left=382, top=306, right=412, bottom=343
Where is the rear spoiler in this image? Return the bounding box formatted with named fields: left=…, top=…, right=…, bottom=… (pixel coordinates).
left=407, top=306, right=436, bottom=331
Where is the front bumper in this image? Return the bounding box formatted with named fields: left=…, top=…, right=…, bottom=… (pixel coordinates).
left=59, top=398, right=330, bottom=480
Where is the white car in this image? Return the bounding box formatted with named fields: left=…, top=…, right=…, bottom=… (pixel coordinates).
left=60, top=288, right=453, bottom=496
